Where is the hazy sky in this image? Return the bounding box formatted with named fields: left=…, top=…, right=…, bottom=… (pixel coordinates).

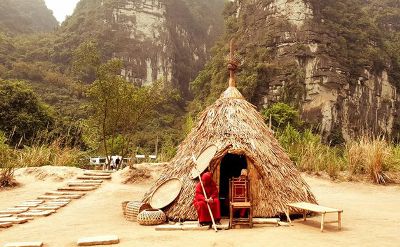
left=44, top=0, right=80, bottom=23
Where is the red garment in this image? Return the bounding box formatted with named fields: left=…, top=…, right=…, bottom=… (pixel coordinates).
left=193, top=172, right=221, bottom=223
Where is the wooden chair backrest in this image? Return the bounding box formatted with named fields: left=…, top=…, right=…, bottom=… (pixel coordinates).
left=229, top=177, right=250, bottom=203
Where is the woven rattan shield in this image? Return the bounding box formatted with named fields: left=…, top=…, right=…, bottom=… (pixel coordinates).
left=190, top=144, right=218, bottom=179
left=149, top=178, right=182, bottom=209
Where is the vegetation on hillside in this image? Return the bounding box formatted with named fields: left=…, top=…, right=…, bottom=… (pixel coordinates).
left=0, top=0, right=58, bottom=35
left=1, top=0, right=400, bottom=187
left=263, top=103, right=400, bottom=184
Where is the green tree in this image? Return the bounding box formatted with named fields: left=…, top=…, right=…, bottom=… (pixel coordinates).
left=0, top=79, right=54, bottom=146
left=261, top=103, right=302, bottom=130
left=88, top=59, right=165, bottom=166
left=72, top=40, right=101, bottom=84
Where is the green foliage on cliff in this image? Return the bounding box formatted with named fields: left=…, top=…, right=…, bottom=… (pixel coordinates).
left=192, top=0, right=400, bottom=105
left=307, top=0, right=400, bottom=88
left=190, top=0, right=400, bottom=141
left=261, top=103, right=303, bottom=130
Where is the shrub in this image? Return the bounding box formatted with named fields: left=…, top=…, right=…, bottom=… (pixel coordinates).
left=0, top=132, right=18, bottom=187
left=297, top=130, right=344, bottom=178
left=17, top=139, right=86, bottom=168
left=277, top=126, right=344, bottom=178
left=262, top=103, right=302, bottom=130
left=345, top=137, right=392, bottom=184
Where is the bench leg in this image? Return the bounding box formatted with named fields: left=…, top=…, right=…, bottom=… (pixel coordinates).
left=303, top=210, right=307, bottom=221
left=286, top=208, right=291, bottom=226
left=320, top=213, right=325, bottom=232
left=338, top=212, right=342, bottom=230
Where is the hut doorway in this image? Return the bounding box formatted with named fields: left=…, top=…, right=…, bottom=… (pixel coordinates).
left=219, top=153, right=247, bottom=216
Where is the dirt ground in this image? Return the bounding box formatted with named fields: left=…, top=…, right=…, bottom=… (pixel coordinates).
left=0, top=165, right=399, bottom=247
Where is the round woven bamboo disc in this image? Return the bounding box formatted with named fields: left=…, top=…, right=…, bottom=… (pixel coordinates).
left=149, top=178, right=182, bottom=209
left=190, top=144, right=218, bottom=179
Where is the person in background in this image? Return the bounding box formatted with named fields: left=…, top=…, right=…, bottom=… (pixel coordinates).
left=193, top=171, right=221, bottom=226
left=109, top=157, right=115, bottom=170
left=115, top=157, right=121, bottom=170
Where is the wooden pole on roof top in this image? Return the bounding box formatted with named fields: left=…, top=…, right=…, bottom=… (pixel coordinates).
left=228, top=39, right=237, bottom=88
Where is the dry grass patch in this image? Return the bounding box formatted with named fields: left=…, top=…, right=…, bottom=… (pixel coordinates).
left=119, top=167, right=152, bottom=184
left=345, top=137, right=393, bottom=184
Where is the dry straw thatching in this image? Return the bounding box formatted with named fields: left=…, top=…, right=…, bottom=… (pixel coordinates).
left=142, top=85, right=317, bottom=221
left=143, top=42, right=316, bottom=220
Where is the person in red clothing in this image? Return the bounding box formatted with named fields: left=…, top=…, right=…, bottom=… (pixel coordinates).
left=193, top=172, right=221, bottom=226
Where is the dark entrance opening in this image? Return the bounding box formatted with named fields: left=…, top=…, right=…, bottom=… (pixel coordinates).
left=219, top=153, right=247, bottom=217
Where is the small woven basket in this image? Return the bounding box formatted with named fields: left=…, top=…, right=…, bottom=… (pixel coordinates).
left=137, top=209, right=166, bottom=225
left=124, top=201, right=152, bottom=222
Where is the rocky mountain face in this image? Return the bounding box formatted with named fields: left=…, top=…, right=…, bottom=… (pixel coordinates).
left=192, top=0, right=400, bottom=142
left=57, top=0, right=225, bottom=96
left=0, top=0, right=58, bottom=35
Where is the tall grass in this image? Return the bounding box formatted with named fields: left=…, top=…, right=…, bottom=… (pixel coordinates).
left=0, top=132, right=17, bottom=187
left=277, top=125, right=399, bottom=184
left=17, top=139, right=86, bottom=167
left=345, top=137, right=393, bottom=184
left=277, top=126, right=344, bottom=178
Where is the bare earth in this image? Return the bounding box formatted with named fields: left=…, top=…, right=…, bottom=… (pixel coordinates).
left=1, top=166, right=399, bottom=247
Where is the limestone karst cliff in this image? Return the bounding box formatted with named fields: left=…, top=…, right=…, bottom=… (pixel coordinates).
left=191, top=0, right=400, bottom=142
left=56, top=0, right=225, bottom=96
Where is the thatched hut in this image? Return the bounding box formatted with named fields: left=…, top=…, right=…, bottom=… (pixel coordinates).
left=143, top=45, right=317, bottom=221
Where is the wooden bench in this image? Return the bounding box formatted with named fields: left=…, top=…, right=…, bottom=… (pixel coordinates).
left=287, top=202, right=342, bottom=232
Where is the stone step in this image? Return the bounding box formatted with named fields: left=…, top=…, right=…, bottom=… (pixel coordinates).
left=45, top=191, right=86, bottom=196
left=59, top=194, right=83, bottom=199
left=77, top=176, right=111, bottom=180
left=0, top=208, right=29, bottom=214
left=15, top=202, right=42, bottom=208
left=78, top=180, right=103, bottom=184
left=0, top=222, right=13, bottom=228
left=36, top=205, right=62, bottom=210
left=43, top=202, right=68, bottom=207
left=253, top=218, right=280, bottom=225
left=37, top=195, right=62, bottom=200
left=67, top=182, right=101, bottom=187
left=38, top=194, right=82, bottom=200
left=85, top=170, right=113, bottom=174
left=49, top=198, right=71, bottom=202
left=58, top=186, right=97, bottom=191
left=77, top=235, right=119, bottom=246
left=18, top=210, right=55, bottom=217
left=0, top=217, right=29, bottom=224
left=24, top=200, right=44, bottom=204
left=83, top=172, right=111, bottom=177
left=4, top=242, right=43, bottom=247
left=0, top=214, right=13, bottom=218
left=155, top=224, right=210, bottom=231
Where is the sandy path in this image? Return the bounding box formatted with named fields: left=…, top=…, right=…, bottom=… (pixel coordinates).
left=1, top=170, right=399, bottom=247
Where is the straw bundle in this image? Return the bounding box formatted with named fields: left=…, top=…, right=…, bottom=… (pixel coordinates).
left=143, top=86, right=317, bottom=221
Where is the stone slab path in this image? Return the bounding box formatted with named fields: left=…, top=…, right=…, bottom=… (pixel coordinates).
left=0, top=170, right=112, bottom=236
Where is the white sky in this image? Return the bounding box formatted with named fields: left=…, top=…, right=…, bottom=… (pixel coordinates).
left=44, top=0, right=80, bottom=23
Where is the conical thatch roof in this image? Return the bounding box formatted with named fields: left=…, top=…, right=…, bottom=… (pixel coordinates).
left=142, top=85, right=317, bottom=221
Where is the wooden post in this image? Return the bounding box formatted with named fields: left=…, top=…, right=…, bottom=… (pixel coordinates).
left=303, top=210, right=307, bottom=221
left=286, top=208, right=291, bottom=226
left=338, top=211, right=342, bottom=230
left=228, top=39, right=237, bottom=88
left=320, top=213, right=325, bottom=232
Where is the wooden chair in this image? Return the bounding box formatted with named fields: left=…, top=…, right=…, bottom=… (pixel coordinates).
left=229, top=177, right=253, bottom=228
